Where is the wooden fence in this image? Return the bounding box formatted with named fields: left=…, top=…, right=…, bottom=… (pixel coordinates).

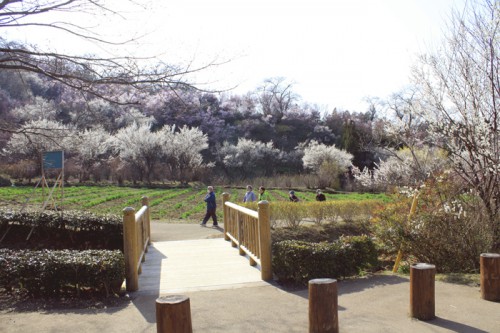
left=222, top=193, right=272, bottom=281
left=123, top=196, right=151, bottom=291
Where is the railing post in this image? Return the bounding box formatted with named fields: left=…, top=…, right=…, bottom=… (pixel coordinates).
left=410, top=263, right=435, bottom=320
left=123, top=206, right=138, bottom=292
left=156, top=295, right=193, bottom=333
left=142, top=196, right=151, bottom=246
left=309, top=278, right=339, bottom=333
left=238, top=214, right=245, bottom=256
left=258, top=200, right=272, bottom=281
left=222, top=193, right=230, bottom=241
left=480, top=253, right=500, bottom=301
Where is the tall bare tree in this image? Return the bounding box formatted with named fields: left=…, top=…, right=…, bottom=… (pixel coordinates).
left=0, top=1, right=213, bottom=107
left=256, top=77, right=299, bottom=123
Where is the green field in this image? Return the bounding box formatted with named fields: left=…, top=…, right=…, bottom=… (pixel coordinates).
left=0, top=185, right=390, bottom=222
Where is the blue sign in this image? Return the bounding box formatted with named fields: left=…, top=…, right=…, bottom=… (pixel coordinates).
left=43, top=151, right=64, bottom=169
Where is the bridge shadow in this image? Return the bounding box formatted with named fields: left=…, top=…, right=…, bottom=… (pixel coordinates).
left=130, top=243, right=167, bottom=324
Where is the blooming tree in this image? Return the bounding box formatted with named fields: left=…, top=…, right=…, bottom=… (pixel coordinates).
left=353, top=147, right=449, bottom=191
left=67, top=126, right=113, bottom=182
left=10, top=96, right=57, bottom=122
left=3, top=119, right=73, bottom=178
left=218, top=138, right=281, bottom=177
left=4, top=119, right=73, bottom=159
left=111, top=123, right=163, bottom=184
left=302, top=140, right=353, bottom=172
left=412, top=0, right=500, bottom=246
left=160, top=125, right=210, bottom=183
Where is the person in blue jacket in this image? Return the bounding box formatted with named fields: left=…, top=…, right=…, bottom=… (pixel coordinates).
left=200, top=186, right=218, bottom=227
left=243, top=185, right=257, bottom=202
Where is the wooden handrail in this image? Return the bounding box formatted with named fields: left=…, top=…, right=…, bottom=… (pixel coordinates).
left=222, top=193, right=272, bottom=281
left=123, top=196, right=151, bottom=292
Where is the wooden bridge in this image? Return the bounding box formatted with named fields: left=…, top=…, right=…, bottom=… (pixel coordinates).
left=122, top=194, right=273, bottom=294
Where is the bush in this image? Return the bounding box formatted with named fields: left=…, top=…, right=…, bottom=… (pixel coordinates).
left=0, top=208, right=123, bottom=250
left=0, top=249, right=125, bottom=296
left=0, top=174, right=11, bottom=187
left=372, top=176, right=494, bottom=273
left=272, top=235, right=378, bottom=285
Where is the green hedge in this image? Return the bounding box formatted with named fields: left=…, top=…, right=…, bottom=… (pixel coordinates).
left=0, top=248, right=124, bottom=296
left=0, top=208, right=122, bottom=250
left=272, top=235, right=378, bottom=285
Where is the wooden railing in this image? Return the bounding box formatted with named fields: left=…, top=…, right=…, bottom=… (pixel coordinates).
left=123, top=196, right=151, bottom=292
left=222, top=193, right=272, bottom=281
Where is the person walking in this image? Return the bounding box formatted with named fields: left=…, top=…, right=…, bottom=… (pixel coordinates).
left=289, top=190, right=299, bottom=202
left=200, top=186, right=218, bottom=227
left=315, top=189, right=326, bottom=201
left=258, top=186, right=270, bottom=201
left=243, top=185, right=257, bottom=202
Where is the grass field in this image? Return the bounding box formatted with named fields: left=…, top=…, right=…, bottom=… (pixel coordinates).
left=0, top=185, right=390, bottom=222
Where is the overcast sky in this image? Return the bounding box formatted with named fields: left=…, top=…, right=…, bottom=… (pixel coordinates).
left=6, top=0, right=466, bottom=112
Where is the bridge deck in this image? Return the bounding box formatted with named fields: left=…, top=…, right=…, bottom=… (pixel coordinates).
left=136, top=238, right=269, bottom=295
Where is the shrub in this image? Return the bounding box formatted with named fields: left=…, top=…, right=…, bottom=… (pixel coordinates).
left=372, top=176, right=494, bottom=273
left=272, top=235, right=378, bottom=285
left=0, top=174, right=11, bottom=187
left=0, top=249, right=125, bottom=296
left=0, top=208, right=123, bottom=250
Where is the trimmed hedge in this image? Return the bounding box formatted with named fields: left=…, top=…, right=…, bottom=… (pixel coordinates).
left=272, top=235, right=378, bottom=285
left=0, top=248, right=125, bottom=296
left=0, top=208, right=122, bottom=250
left=0, top=208, right=122, bottom=231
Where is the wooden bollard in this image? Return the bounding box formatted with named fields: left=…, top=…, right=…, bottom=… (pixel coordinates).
left=410, top=263, right=435, bottom=320
left=156, top=295, right=193, bottom=333
left=480, top=253, right=500, bottom=302
left=309, top=278, right=339, bottom=333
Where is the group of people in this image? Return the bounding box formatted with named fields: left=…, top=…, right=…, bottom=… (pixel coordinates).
left=244, top=185, right=326, bottom=203
left=200, top=185, right=327, bottom=227
left=243, top=185, right=270, bottom=202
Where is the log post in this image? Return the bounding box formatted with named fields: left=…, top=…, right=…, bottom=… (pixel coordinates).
left=222, top=193, right=230, bottom=241
left=308, top=278, right=339, bottom=333
left=258, top=200, right=272, bottom=281
left=480, top=253, right=500, bottom=302
left=142, top=196, right=151, bottom=246
left=156, top=295, right=193, bottom=333
left=410, top=263, right=435, bottom=320
left=123, top=207, right=138, bottom=292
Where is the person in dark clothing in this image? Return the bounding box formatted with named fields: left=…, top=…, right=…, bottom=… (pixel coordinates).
left=200, top=186, right=218, bottom=227
left=315, top=189, right=326, bottom=201
left=289, top=190, right=299, bottom=202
